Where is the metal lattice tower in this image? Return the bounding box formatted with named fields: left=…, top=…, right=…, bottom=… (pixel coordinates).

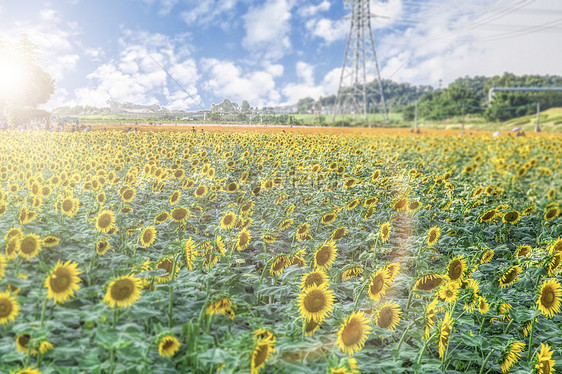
left=332, top=0, right=388, bottom=127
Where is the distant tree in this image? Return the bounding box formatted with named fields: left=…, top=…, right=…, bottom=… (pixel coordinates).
left=241, top=100, right=251, bottom=113
left=297, top=97, right=314, bottom=114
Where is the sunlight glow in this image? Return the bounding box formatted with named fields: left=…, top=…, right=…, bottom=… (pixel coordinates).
left=0, top=54, right=26, bottom=103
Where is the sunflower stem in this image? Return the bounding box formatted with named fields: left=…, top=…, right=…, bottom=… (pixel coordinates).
left=352, top=281, right=368, bottom=311
left=526, top=317, right=536, bottom=361
left=395, top=319, right=415, bottom=354
left=112, top=308, right=119, bottom=330
left=415, top=331, right=437, bottom=373
left=40, top=295, right=48, bottom=327
left=479, top=349, right=495, bottom=374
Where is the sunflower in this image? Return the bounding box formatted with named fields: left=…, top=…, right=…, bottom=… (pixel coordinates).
left=250, top=329, right=276, bottom=346
left=0, top=291, right=19, bottom=324
left=330, top=227, right=348, bottom=241
left=480, top=248, right=494, bottom=264
left=500, top=341, right=525, bottom=373
left=438, top=281, right=460, bottom=304
left=314, top=240, right=337, bottom=271
left=368, top=268, right=390, bottom=301
left=479, top=208, right=498, bottom=223
left=39, top=340, right=53, bottom=354
left=104, top=275, right=142, bottom=309
left=522, top=205, right=537, bottom=215
left=206, top=297, right=234, bottom=318
left=236, top=229, right=251, bottom=251
left=97, top=192, right=106, bottom=204
left=155, top=257, right=179, bottom=283
left=194, top=185, right=208, bottom=198
left=305, top=318, right=321, bottom=336
left=220, top=212, right=237, bottom=229
left=16, top=334, right=36, bottom=355
left=544, top=207, right=559, bottom=221
left=406, top=200, right=421, bottom=213
left=184, top=237, right=196, bottom=270
left=547, top=252, right=562, bottom=276
left=290, top=249, right=307, bottom=267
left=342, top=266, right=364, bottom=281
left=170, top=207, right=190, bottom=223
left=537, top=279, right=562, bottom=318
left=169, top=190, right=181, bottom=205
left=154, top=211, right=169, bottom=224
left=138, top=226, right=156, bottom=248
left=499, top=265, right=522, bottom=288
left=375, top=301, right=402, bottom=330
left=95, top=240, right=111, bottom=256
left=424, top=299, right=438, bottom=338
left=158, top=335, right=181, bottom=358
left=414, top=274, right=445, bottom=291
left=384, top=262, right=401, bottom=282
left=426, top=226, right=440, bottom=247
left=478, top=296, right=489, bottom=314
left=279, top=218, right=293, bottom=231
left=42, top=235, right=60, bottom=247
left=4, top=227, right=23, bottom=241
left=502, top=210, right=521, bottom=224
left=250, top=340, right=275, bottom=374
left=393, top=197, right=408, bottom=211
left=438, top=312, right=453, bottom=358
left=45, top=260, right=82, bottom=304
left=95, top=209, right=115, bottom=233
left=534, top=343, right=555, bottom=374
left=296, top=223, right=310, bottom=241
left=336, top=311, right=372, bottom=355
left=19, top=233, right=41, bottom=260
left=270, top=255, right=290, bottom=276
left=550, top=237, right=562, bottom=253
left=379, top=222, right=391, bottom=243
left=5, top=236, right=20, bottom=260
left=297, top=284, right=335, bottom=322
left=446, top=256, right=466, bottom=283
left=321, top=212, right=337, bottom=225
left=301, top=270, right=329, bottom=289
left=60, top=197, right=79, bottom=217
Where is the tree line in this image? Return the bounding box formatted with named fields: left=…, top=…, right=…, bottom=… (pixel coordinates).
left=297, top=73, right=562, bottom=122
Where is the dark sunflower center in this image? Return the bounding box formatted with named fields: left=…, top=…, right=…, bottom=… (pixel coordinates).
left=305, top=274, right=323, bottom=288
left=143, top=230, right=153, bottom=243
left=172, top=209, right=187, bottom=220
left=377, top=307, right=393, bottom=328
left=253, top=344, right=268, bottom=367
left=0, top=300, right=13, bottom=317
left=62, top=200, right=73, bottom=211
left=333, top=229, right=345, bottom=240
left=316, top=246, right=331, bottom=266
left=162, top=339, right=174, bottom=350
left=110, top=279, right=134, bottom=301
left=448, top=261, right=462, bottom=280
left=541, top=289, right=555, bottom=306
left=304, top=290, right=326, bottom=313
left=98, top=214, right=112, bottom=228
left=503, top=269, right=518, bottom=283
left=370, top=275, right=385, bottom=294
left=50, top=269, right=71, bottom=292
left=20, top=237, right=37, bottom=254
left=223, top=215, right=233, bottom=225
left=341, top=319, right=362, bottom=346
left=18, top=335, right=30, bottom=347
left=157, top=260, right=173, bottom=275
left=429, top=232, right=437, bottom=242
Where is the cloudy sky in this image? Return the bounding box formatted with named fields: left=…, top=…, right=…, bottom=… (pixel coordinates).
left=1, top=0, right=561, bottom=110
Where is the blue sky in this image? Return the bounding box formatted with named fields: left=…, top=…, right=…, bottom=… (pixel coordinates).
left=1, top=0, right=561, bottom=110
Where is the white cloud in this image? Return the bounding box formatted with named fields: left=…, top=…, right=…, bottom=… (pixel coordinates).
left=281, top=62, right=340, bottom=104
left=242, top=0, right=295, bottom=60
left=180, top=0, right=238, bottom=26
left=202, top=58, right=282, bottom=107
left=68, top=30, right=201, bottom=109
left=376, top=0, right=562, bottom=86
left=298, top=0, right=330, bottom=18
left=305, top=17, right=349, bottom=44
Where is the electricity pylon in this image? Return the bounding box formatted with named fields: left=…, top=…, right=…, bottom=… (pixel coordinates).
left=332, top=0, right=388, bottom=127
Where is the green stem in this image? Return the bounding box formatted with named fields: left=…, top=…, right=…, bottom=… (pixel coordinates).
left=479, top=349, right=495, bottom=374
left=395, top=319, right=416, bottom=354
left=353, top=281, right=369, bottom=311
left=40, top=296, right=48, bottom=327
left=415, top=331, right=438, bottom=374
left=112, top=308, right=119, bottom=330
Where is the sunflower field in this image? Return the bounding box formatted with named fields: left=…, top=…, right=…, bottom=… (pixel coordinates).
left=0, top=129, right=560, bottom=374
